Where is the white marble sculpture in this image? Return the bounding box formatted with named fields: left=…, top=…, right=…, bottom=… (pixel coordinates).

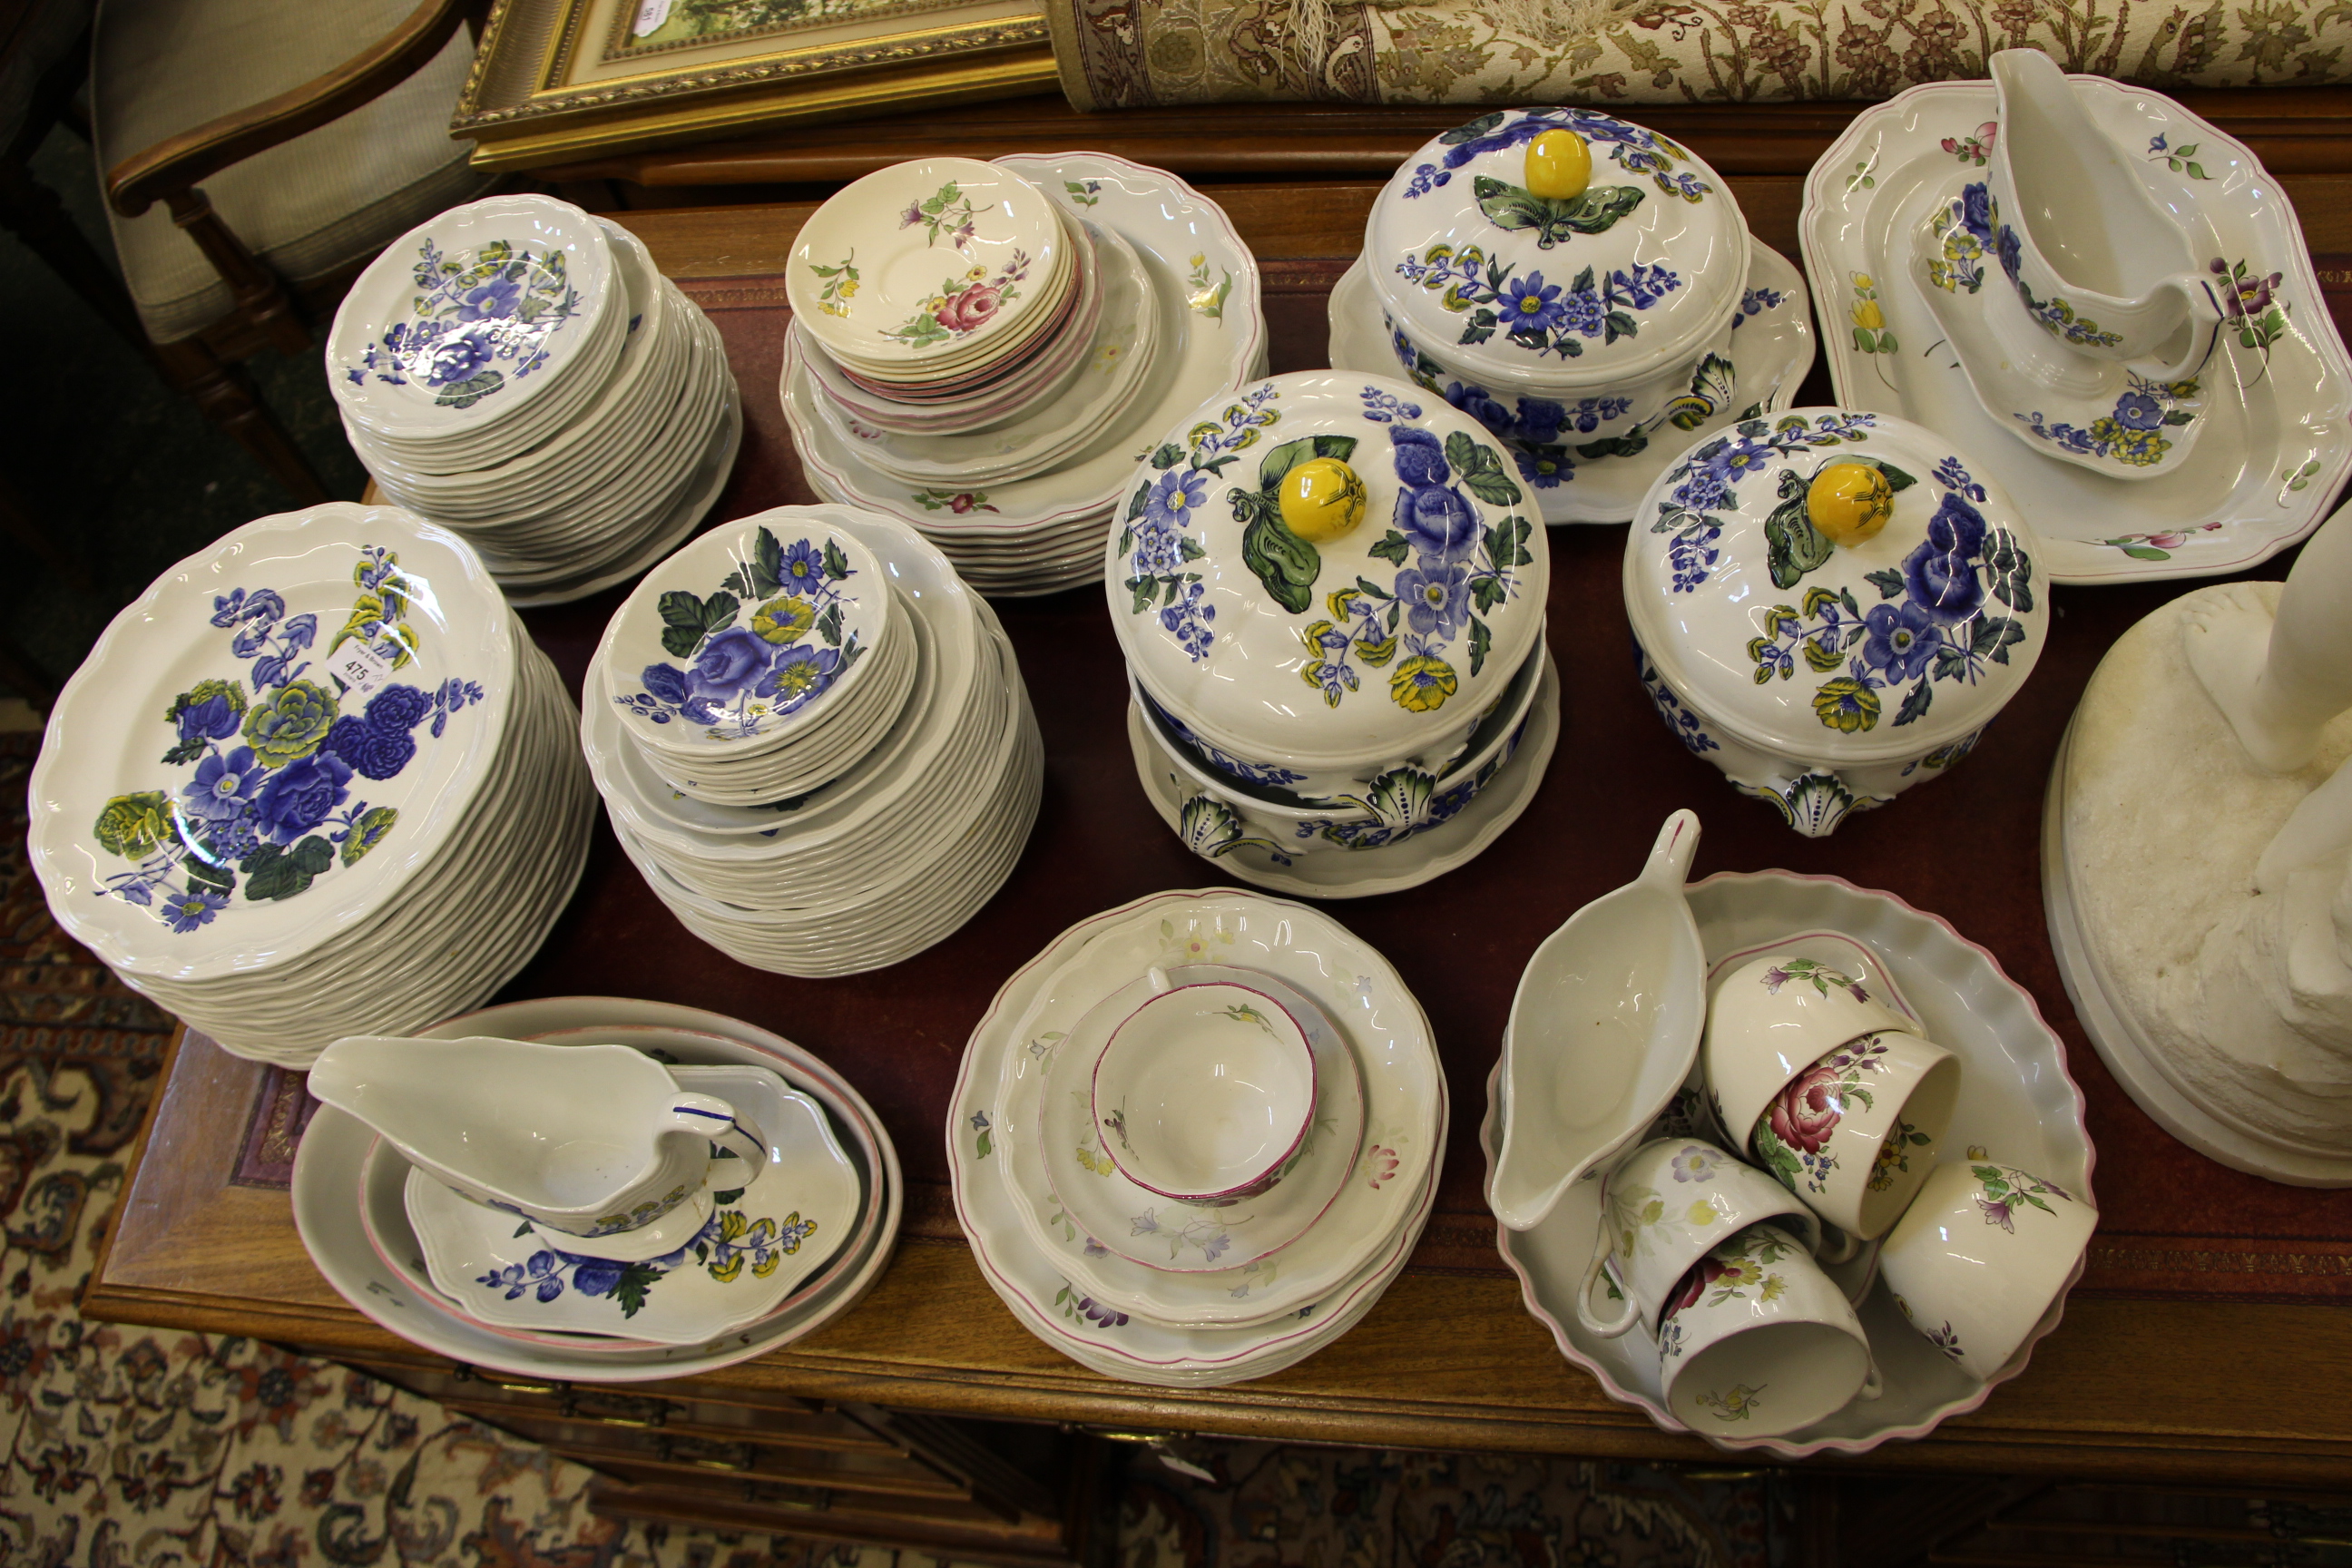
left=2055, top=503, right=2352, bottom=1181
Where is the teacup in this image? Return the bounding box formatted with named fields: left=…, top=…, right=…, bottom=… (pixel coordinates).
left=1984, top=47, right=2220, bottom=379
left=1657, top=1221, right=1883, bottom=1439
left=310, top=1035, right=769, bottom=1255
left=1703, top=949, right=1912, bottom=1153
left=1574, top=1137, right=1830, bottom=1338
left=1878, top=1157, right=2097, bottom=1381
left=1749, top=1029, right=1960, bottom=1241
left=1092, top=971, right=1316, bottom=1203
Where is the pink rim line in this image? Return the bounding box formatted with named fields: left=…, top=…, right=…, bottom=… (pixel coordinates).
left=789, top=152, right=1267, bottom=538
left=1488, top=867, right=2096, bottom=1457
left=1798, top=76, right=2350, bottom=583
left=947, top=887, right=1445, bottom=1371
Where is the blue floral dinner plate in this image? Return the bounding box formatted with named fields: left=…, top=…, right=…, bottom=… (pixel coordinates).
left=28, top=505, right=516, bottom=985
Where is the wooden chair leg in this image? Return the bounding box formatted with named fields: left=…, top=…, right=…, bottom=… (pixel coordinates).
left=166, top=188, right=310, bottom=358
left=0, top=157, right=157, bottom=363
left=152, top=336, right=332, bottom=506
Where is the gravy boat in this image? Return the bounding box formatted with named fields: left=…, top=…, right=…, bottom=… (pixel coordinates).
left=1985, top=47, right=2219, bottom=380
left=1490, top=809, right=1706, bottom=1231
left=310, top=1034, right=769, bottom=1260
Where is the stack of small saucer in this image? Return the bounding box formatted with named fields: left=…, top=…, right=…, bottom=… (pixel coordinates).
left=27, top=503, right=595, bottom=1065
left=782, top=152, right=1264, bottom=598
left=948, top=888, right=1445, bottom=1387
left=583, top=504, right=1041, bottom=976
left=328, top=194, right=742, bottom=607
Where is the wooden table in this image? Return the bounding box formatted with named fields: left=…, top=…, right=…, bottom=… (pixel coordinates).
left=80, top=135, right=2352, bottom=1561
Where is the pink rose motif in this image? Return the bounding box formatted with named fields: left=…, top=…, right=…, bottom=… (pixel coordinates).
left=1765, top=1063, right=1844, bottom=1155
left=1366, top=1144, right=1398, bottom=1189
left=1662, top=1255, right=1730, bottom=1322
left=936, top=283, right=1002, bottom=333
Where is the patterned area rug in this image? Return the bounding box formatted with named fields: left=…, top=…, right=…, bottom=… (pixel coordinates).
left=0, top=733, right=1775, bottom=1568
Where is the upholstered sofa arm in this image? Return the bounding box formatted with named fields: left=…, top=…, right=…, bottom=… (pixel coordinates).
left=105, top=0, right=475, bottom=218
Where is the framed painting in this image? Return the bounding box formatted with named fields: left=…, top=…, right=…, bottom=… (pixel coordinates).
left=449, top=0, right=1055, bottom=171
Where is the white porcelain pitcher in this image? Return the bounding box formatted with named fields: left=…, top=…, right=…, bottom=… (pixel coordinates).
left=310, top=1035, right=768, bottom=1245
left=1985, top=47, right=2219, bottom=378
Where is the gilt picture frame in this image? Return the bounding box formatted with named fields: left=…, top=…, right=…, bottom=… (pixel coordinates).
left=449, top=0, right=1054, bottom=172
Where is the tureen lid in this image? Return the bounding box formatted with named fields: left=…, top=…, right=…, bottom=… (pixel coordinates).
left=1368, top=108, right=1747, bottom=388
left=1106, top=370, right=1548, bottom=767
left=1625, top=408, right=2046, bottom=760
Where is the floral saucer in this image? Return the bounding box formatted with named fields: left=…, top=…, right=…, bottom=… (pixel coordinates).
left=1032, top=963, right=1365, bottom=1285
left=1491, top=870, right=2094, bottom=1455
left=1329, top=244, right=1815, bottom=525
left=1128, top=653, right=1559, bottom=899
left=402, top=1063, right=860, bottom=1346
left=1913, top=181, right=2205, bottom=480
left=1801, top=76, right=2352, bottom=582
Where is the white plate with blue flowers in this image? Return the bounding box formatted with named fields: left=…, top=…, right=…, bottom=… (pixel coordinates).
left=29, top=504, right=516, bottom=983
left=329, top=195, right=620, bottom=446
left=399, top=1063, right=860, bottom=1346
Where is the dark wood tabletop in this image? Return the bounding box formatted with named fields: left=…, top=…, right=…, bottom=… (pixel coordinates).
left=81, top=167, right=2352, bottom=1488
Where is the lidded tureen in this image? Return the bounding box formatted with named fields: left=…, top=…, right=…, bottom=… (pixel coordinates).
left=1107, top=370, right=1550, bottom=810
left=1369, top=108, right=1749, bottom=436
left=1624, top=407, right=2046, bottom=837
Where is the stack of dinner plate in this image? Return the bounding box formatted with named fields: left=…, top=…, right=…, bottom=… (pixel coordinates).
left=328, top=195, right=742, bottom=608
left=291, top=995, right=902, bottom=1383
left=27, top=504, right=594, bottom=1065
left=583, top=504, right=1041, bottom=977
left=782, top=153, right=1265, bottom=598
left=946, top=888, right=1445, bottom=1387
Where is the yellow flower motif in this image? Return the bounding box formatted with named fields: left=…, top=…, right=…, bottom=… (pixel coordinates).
left=1811, top=676, right=1880, bottom=732
left=1390, top=654, right=1457, bottom=712
left=1852, top=271, right=1875, bottom=290
left=751, top=595, right=816, bottom=645
left=1850, top=298, right=1885, bottom=331
left=1686, top=1200, right=1717, bottom=1225
left=838, top=279, right=858, bottom=298
left=965, top=264, right=988, bottom=280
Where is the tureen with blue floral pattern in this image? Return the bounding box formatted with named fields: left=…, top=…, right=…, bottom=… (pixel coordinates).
left=1624, top=408, right=2047, bottom=837
left=1106, top=370, right=1549, bottom=802
left=1368, top=109, right=1749, bottom=446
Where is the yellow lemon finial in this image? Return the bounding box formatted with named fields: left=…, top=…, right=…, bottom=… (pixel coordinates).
left=1807, top=461, right=1896, bottom=546
left=1280, top=457, right=1366, bottom=543
left=1525, top=129, right=1592, bottom=201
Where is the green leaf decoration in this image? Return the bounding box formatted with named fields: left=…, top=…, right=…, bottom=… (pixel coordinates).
left=1126, top=577, right=1157, bottom=614
left=1471, top=177, right=1645, bottom=248
left=656, top=590, right=738, bottom=658
left=1468, top=616, right=1493, bottom=677
left=1439, top=112, right=1506, bottom=144
left=1763, top=496, right=1838, bottom=590
left=1974, top=614, right=2028, bottom=665
left=184, top=857, right=235, bottom=895
left=93, top=791, right=171, bottom=859
left=611, top=1260, right=662, bottom=1318
left=1576, top=433, right=1650, bottom=461
left=1895, top=679, right=1935, bottom=727
left=1444, top=433, right=1523, bottom=506
left=822, top=538, right=851, bottom=579
left=1149, top=443, right=1184, bottom=471
left=1354, top=575, right=1394, bottom=601
left=1241, top=512, right=1319, bottom=614
left=1864, top=568, right=1906, bottom=599
left=817, top=603, right=845, bottom=648
left=1124, top=480, right=1154, bottom=524
left=1662, top=354, right=1738, bottom=431
left=1367, top=529, right=1412, bottom=567
left=241, top=836, right=335, bottom=902
left=434, top=371, right=504, bottom=408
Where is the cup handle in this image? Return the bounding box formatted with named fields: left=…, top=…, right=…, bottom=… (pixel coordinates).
left=2146, top=275, right=2221, bottom=381
left=1856, top=1355, right=1885, bottom=1402
left=670, top=1093, right=769, bottom=1191
left=1145, top=966, right=1172, bottom=995
left=1816, top=1224, right=1863, bottom=1266
left=1574, top=1229, right=1642, bottom=1339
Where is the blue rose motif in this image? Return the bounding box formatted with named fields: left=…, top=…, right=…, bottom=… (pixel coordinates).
left=1444, top=382, right=1514, bottom=436
left=1143, top=468, right=1210, bottom=532
left=252, top=752, right=353, bottom=845
left=1517, top=397, right=1568, bottom=445
left=456, top=276, right=523, bottom=322
left=1859, top=601, right=1944, bottom=681
left=322, top=715, right=416, bottom=781
left=1959, top=181, right=1994, bottom=244
left=365, top=683, right=433, bottom=730
left=2112, top=391, right=2165, bottom=430
left=1500, top=271, right=1567, bottom=337
left=1390, top=427, right=1450, bottom=488
left=1397, top=484, right=1478, bottom=564
left=777, top=540, right=827, bottom=594
left=182, top=746, right=264, bottom=824
left=688, top=628, right=773, bottom=705
left=420, top=326, right=495, bottom=387
left=1995, top=225, right=2024, bottom=282
left=641, top=664, right=690, bottom=706
left=1902, top=493, right=1991, bottom=624
left=1396, top=561, right=1471, bottom=638
left=175, top=692, right=242, bottom=747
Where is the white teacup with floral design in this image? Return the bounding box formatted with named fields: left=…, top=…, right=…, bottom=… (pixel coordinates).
left=1749, top=1028, right=1960, bottom=1241
left=1878, top=1156, right=2097, bottom=1381
left=1703, top=951, right=1913, bottom=1153
left=1574, top=1137, right=1826, bottom=1338
left=1657, top=1221, right=1882, bottom=1440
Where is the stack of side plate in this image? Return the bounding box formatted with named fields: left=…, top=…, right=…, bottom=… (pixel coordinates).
left=786, top=153, right=1265, bottom=599
left=329, top=196, right=741, bottom=607
left=28, top=504, right=593, bottom=1065
left=947, top=888, right=1444, bottom=1387
left=292, top=996, right=901, bottom=1382
left=583, top=505, right=1041, bottom=977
